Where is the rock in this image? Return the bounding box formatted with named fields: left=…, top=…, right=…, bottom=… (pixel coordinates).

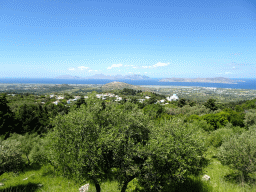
left=0, top=183, right=4, bottom=186
left=79, top=183, right=89, bottom=192
left=202, top=174, right=210, bottom=181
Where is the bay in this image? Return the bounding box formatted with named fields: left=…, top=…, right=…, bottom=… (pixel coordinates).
left=0, top=78, right=255, bottom=90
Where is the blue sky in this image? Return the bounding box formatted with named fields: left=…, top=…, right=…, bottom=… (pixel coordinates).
left=1, top=0, right=256, bottom=78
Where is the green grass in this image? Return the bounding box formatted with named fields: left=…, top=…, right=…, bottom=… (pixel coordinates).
left=0, top=164, right=121, bottom=192
left=201, top=147, right=256, bottom=192
left=1, top=149, right=256, bottom=192
left=0, top=165, right=81, bottom=192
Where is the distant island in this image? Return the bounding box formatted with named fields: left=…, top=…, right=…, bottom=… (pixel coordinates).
left=55, top=74, right=150, bottom=80
left=158, top=77, right=245, bottom=84
left=55, top=75, right=246, bottom=84
left=102, top=81, right=151, bottom=92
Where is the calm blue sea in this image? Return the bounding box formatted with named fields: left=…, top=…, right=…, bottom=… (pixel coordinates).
left=0, top=78, right=255, bottom=90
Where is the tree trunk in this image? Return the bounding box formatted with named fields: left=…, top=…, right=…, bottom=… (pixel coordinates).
left=121, top=175, right=136, bottom=192
left=26, top=154, right=30, bottom=164
left=94, top=181, right=101, bottom=192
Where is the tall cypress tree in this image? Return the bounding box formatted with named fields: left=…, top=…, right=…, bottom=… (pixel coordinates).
left=0, top=94, right=15, bottom=138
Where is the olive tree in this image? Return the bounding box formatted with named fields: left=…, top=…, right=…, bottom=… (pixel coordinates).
left=243, top=109, right=256, bottom=128
left=0, top=137, right=24, bottom=176
left=4, top=133, right=40, bottom=164
left=48, top=96, right=151, bottom=192
left=218, top=125, right=256, bottom=181
left=137, top=118, right=207, bottom=191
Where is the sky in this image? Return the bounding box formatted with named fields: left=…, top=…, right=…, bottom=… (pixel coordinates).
left=1, top=0, right=256, bottom=79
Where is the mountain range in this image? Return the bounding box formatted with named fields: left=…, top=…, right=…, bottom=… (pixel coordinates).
left=55, top=74, right=151, bottom=80
left=55, top=75, right=244, bottom=84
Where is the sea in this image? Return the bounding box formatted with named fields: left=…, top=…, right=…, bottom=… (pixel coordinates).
left=0, top=78, right=255, bottom=90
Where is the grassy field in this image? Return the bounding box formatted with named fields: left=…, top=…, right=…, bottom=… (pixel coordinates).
left=1, top=148, right=256, bottom=192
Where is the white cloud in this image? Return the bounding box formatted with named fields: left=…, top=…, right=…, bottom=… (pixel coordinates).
left=107, top=64, right=123, bottom=70
left=68, top=68, right=75, bottom=71
left=142, top=62, right=169, bottom=69
left=88, top=70, right=93, bottom=72
left=225, top=72, right=232, bottom=74
left=78, top=66, right=89, bottom=70
left=152, top=62, right=169, bottom=67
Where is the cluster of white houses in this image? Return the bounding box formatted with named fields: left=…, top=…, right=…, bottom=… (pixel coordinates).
left=51, top=93, right=179, bottom=105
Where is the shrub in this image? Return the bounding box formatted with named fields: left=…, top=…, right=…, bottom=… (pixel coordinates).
left=207, top=127, right=234, bottom=148
left=6, top=133, right=40, bottom=164
left=204, top=99, right=218, bottom=111
left=138, top=118, right=207, bottom=191
left=168, top=105, right=211, bottom=117
left=143, top=104, right=164, bottom=119
left=244, top=109, right=256, bottom=128
left=29, top=137, right=49, bottom=165
left=201, top=112, right=229, bottom=130
left=218, top=125, right=256, bottom=181
left=0, top=137, right=25, bottom=176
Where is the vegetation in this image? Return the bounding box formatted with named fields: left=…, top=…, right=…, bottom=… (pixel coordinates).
left=0, top=87, right=256, bottom=191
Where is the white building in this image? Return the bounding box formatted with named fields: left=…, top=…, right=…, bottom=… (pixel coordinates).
left=52, top=100, right=60, bottom=105
left=74, top=96, right=81, bottom=100
left=159, top=99, right=165, bottom=103
left=96, top=94, right=103, bottom=98
left=145, top=96, right=151, bottom=99
left=115, top=96, right=122, bottom=101
left=57, top=96, right=64, bottom=100
left=166, top=94, right=179, bottom=101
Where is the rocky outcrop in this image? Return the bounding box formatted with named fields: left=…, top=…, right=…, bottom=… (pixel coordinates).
left=79, top=183, right=89, bottom=192
left=202, top=174, right=210, bottom=181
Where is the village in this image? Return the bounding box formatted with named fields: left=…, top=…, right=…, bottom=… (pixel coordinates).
left=1, top=82, right=256, bottom=103
left=47, top=93, right=179, bottom=105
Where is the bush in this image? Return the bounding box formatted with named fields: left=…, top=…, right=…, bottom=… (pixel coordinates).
left=143, top=104, right=164, bottom=119
left=138, top=118, right=207, bottom=191
left=6, top=133, right=40, bottom=164
left=166, top=105, right=210, bottom=117
left=244, top=109, right=256, bottom=128
left=218, top=125, right=256, bottom=181
left=29, top=137, right=49, bottom=165
left=201, top=112, right=229, bottom=130
left=204, top=99, right=218, bottom=111
left=207, top=127, right=234, bottom=148
left=0, top=137, right=25, bottom=176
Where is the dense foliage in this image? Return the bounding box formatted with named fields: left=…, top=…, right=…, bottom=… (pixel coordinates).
left=0, top=88, right=256, bottom=191
left=218, top=125, right=256, bottom=181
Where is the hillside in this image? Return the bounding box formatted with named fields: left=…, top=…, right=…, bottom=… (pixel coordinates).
left=101, top=81, right=151, bottom=91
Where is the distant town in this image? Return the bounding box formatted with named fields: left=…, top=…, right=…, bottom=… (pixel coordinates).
left=1, top=81, right=256, bottom=103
